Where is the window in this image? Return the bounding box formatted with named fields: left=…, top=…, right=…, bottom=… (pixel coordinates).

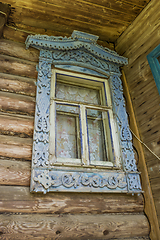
left=49, top=70, right=121, bottom=168
left=147, top=44, right=160, bottom=94
left=26, top=30, right=142, bottom=194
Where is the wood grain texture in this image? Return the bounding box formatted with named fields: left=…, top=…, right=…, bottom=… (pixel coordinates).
left=0, top=184, right=144, bottom=214
left=0, top=39, right=39, bottom=62
left=0, top=160, right=30, bottom=186
left=0, top=2, right=10, bottom=37
left=116, top=2, right=160, bottom=235
left=120, top=67, right=160, bottom=240
left=0, top=0, right=150, bottom=43
left=0, top=135, right=32, bottom=160
left=122, top=69, right=160, bottom=240
left=0, top=113, right=34, bottom=137
left=0, top=91, right=35, bottom=115
left=0, top=213, right=149, bottom=239
left=0, top=54, right=37, bottom=79
left=0, top=72, right=36, bottom=96
left=3, top=25, right=29, bottom=44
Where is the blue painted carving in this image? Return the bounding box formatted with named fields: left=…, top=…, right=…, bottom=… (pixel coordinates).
left=32, top=58, right=52, bottom=167
left=26, top=30, right=128, bottom=66
left=110, top=75, right=137, bottom=172
left=32, top=169, right=127, bottom=194
left=26, top=30, right=142, bottom=194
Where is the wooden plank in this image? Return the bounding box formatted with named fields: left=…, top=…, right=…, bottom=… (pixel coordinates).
left=148, top=167, right=160, bottom=181
left=134, top=105, right=160, bottom=127
left=0, top=135, right=32, bottom=160
left=0, top=72, right=36, bottom=96
left=85, top=0, right=150, bottom=8
left=0, top=159, right=30, bottom=186
left=2, top=25, right=114, bottom=50
left=0, top=39, right=39, bottom=62
left=37, top=0, right=143, bottom=16
left=13, top=19, right=121, bottom=43
left=122, top=71, right=160, bottom=240
left=122, top=30, right=160, bottom=68
left=0, top=91, right=35, bottom=115
left=0, top=213, right=149, bottom=239
left=0, top=185, right=144, bottom=214
left=7, top=0, right=135, bottom=24
left=0, top=113, right=34, bottom=137
left=116, top=0, right=160, bottom=53
left=0, top=54, right=37, bottom=79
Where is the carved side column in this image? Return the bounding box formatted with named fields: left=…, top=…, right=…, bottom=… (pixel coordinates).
left=110, top=75, right=142, bottom=193
left=31, top=51, right=52, bottom=188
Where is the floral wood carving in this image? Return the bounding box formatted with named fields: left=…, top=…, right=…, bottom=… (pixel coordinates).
left=26, top=30, right=142, bottom=194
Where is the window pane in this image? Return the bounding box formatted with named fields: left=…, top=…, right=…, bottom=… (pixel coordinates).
left=56, top=104, right=80, bottom=159
left=87, top=109, right=107, bottom=162
left=56, top=82, right=100, bottom=105
left=157, top=55, right=160, bottom=64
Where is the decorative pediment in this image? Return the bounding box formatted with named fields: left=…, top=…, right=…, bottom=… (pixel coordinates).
left=26, top=30, right=128, bottom=71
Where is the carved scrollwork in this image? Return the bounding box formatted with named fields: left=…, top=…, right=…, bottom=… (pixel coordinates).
left=26, top=31, right=142, bottom=194
left=32, top=59, right=52, bottom=167
left=127, top=173, right=142, bottom=192
left=33, top=170, right=127, bottom=192
left=52, top=50, right=110, bottom=71
left=110, top=75, right=137, bottom=172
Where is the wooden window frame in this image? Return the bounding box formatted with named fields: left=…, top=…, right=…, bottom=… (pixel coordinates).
left=147, top=44, right=160, bottom=94
left=50, top=69, right=121, bottom=168
left=26, top=30, right=142, bottom=194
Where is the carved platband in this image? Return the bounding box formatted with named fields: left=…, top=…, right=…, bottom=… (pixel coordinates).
left=31, top=169, right=141, bottom=194
left=26, top=31, right=142, bottom=194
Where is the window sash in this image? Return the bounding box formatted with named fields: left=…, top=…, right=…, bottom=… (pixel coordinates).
left=49, top=69, right=121, bottom=168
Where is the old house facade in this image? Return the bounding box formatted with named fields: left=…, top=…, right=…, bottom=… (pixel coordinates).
left=0, top=0, right=159, bottom=239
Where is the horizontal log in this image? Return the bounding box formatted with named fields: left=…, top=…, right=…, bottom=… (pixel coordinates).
left=0, top=91, right=35, bottom=115
left=3, top=25, right=29, bottom=43
left=0, top=113, right=34, bottom=137
left=0, top=184, right=144, bottom=214
left=3, top=26, right=114, bottom=50
left=0, top=39, right=39, bottom=62
left=0, top=72, right=36, bottom=96
left=0, top=160, right=30, bottom=186
left=0, top=2, right=10, bottom=37
left=0, top=213, right=149, bottom=239
left=0, top=135, right=32, bottom=160
left=0, top=54, right=37, bottom=79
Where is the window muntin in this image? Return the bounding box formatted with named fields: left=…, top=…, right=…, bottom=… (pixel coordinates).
left=50, top=69, right=121, bottom=168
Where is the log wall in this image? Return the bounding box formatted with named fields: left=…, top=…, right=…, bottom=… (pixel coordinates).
left=0, top=26, right=150, bottom=239
left=116, top=0, right=160, bottom=239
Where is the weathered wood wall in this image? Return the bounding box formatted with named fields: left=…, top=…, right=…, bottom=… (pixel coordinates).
left=116, top=0, right=160, bottom=238
left=0, top=0, right=151, bottom=45
left=0, top=27, right=150, bottom=240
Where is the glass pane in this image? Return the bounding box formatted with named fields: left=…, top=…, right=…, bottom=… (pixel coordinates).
left=56, top=104, right=80, bottom=159
left=56, top=82, right=100, bottom=105
left=56, top=104, right=79, bottom=114
left=87, top=109, right=107, bottom=162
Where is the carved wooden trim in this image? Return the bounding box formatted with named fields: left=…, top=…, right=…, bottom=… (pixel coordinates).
left=26, top=31, right=142, bottom=194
